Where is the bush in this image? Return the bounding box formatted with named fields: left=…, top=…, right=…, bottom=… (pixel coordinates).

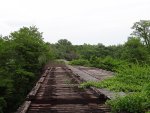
left=90, top=56, right=128, bottom=72
left=70, top=56, right=128, bottom=72
left=70, top=59, right=90, bottom=66
left=106, top=92, right=149, bottom=113
left=81, top=64, right=150, bottom=92
left=81, top=64, right=150, bottom=112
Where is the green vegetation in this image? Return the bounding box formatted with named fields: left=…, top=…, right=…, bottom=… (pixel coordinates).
left=80, top=63, right=150, bottom=113
left=69, top=59, right=90, bottom=66
left=70, top=56, right=128, bottom=72
left=70, top=20, right=150, bottom=113
left=0, top=20, right=150, bottom=113
left=81, top=64, right=150, bottom=92
left=0, top=26, right=53, bottom=113
left=107, top=92, right=150, bottom=113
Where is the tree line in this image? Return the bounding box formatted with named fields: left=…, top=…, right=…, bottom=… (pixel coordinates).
left=46, top=20, right=150, bottom=66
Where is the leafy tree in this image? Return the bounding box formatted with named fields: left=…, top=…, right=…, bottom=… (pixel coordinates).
left=0, top=26, right=54, bottom=113
left=55, top=39, right=78, bottom=60
left=57, top=39, right=72, bottom=46
left=10, top=27, right=43, bottom=69
left=131, top=20, right=150, bottom=48
left=75, top=44, right=98, bottom=60
left=121, top=37, right=149, bottom=63
left=107, top=45, right=124, bottom=59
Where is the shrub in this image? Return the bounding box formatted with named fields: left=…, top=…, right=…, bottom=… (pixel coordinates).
left=70, top=59, right=90, bottom=66
left=82, top=64, right=150, bottom=92
left=90, top=56, right=128, bottom=72
left=106, top=93, right=150, bottom=113
left=81, top=64, right=150, bottom=112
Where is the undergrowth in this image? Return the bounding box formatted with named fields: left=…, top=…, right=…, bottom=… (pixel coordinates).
left=80, top=64, right=150, bottom=113
left=69, top=59, right=90, bottom=66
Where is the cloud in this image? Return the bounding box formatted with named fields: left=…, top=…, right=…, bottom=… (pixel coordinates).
left=0, top=0, right=150, bottom=45
left=4, top=20, right=36, bottom=27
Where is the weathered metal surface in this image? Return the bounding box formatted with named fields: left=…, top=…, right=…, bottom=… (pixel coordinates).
left=67, top=65, right=99, bottom=82
left=67, top=65, right=125, bottom=99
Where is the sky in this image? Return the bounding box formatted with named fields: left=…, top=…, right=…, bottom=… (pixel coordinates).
left=0, top=0, right=150, bottom=45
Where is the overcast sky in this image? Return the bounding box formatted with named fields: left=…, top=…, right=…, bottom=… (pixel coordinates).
left=0, top=0, right=150, bottom=45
